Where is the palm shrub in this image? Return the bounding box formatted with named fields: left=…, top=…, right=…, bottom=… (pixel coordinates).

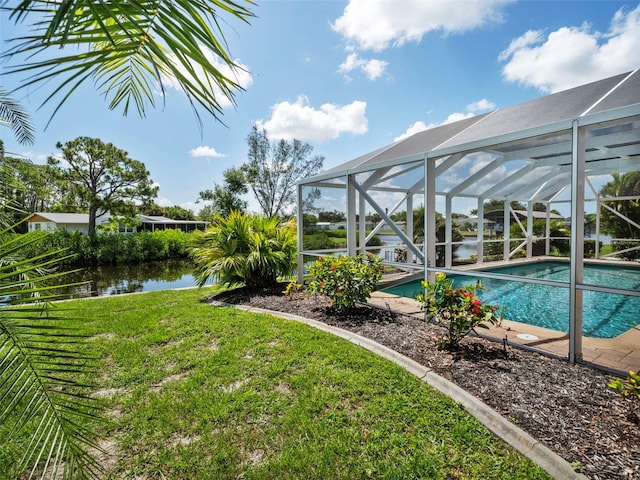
left=307, top=254, right=383, bottom=312
left=190, top=211, right=297, bottom=288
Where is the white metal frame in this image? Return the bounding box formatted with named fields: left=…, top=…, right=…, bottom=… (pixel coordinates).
left=298, top=94, right=640, bottom=365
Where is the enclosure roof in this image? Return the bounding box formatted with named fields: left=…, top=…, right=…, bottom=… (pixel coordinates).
left=303, top=70, right=640, bottom=184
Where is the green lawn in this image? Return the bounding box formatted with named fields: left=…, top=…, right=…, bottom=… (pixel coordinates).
left=2, top=289, right=552, bottom=479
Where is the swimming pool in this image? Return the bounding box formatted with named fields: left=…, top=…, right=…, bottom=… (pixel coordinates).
left=382, top=260, right=640, bottom=339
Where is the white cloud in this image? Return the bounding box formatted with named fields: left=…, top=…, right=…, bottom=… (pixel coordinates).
left=162, top=45, right=253, bottom=108
left=332, top=0, right=512, bottom=51
left=180, top=201, right=200, bottom=212
left=258, top=95, right=368, bottom=143
left=469, top=157, right=494, bottom=175
left=442, top=153, right=506, bottom=194
left=498, top=30, right=542, bottom=61
left=16, top=151, right=50, bottom=163
left=499, top=5, right=640, bottom=92
left=443, top=112, right=476, bottom=124
left=393, top=100, right=494, bottom=142
left=338, top=53, right=389, bottom=81
left=155, top=195, right=174, bottom=207
left=393, top=121, right=431, bottom=143
left=467, top=99, right=496, bottom=113
left=189, top=146, right=226, bottom=158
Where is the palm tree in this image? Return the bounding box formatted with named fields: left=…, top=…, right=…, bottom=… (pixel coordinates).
left=190, top=211, right=297, bottom=288
left=600, top=172, right=640, bottom=239
left=3, top=0, right=256, bottom=127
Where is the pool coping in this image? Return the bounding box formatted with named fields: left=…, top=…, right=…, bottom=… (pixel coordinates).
left=210, top=300, right=587, bottom=480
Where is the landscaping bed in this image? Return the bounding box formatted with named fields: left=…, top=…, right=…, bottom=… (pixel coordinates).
left=213, top=286, right=640, bottom=480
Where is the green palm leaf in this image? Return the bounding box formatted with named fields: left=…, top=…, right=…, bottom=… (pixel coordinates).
left=3, top=0, right=256, bottom=127
left=0, top=224, right=103, bottom=479
left=191, top=212, right=297, bottom=288
left=0, top=89, right=35, bottom=146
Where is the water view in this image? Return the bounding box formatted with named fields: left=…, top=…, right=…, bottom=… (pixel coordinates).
left=57, top=260, right=199, bottom=298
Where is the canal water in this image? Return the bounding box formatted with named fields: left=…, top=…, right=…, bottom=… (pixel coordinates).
left=58, top=259, right=199, bottom=298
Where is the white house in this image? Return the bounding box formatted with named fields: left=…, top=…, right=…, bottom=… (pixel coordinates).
left=25, top=212, right=110, bottom=234
left=25, top=212, right=208, bottom=234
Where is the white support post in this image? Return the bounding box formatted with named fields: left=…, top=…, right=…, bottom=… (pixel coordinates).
left=297, top=184, right=305, bottom=283
left=545, top=205, right=551, bottom=256
left=569, top=120, right=584, bottom=364
left=347, top=175, right=357, bottom=257
left=526, top=202, right=534, bottom=258
left=503, top=201, right=510, bottom=260
left=477, top=198, right=484, bottom=264
left=359, top=193, right=366, bottom=255
left=407, top=194, right=414, bottom=264
left=425, top=155, right=436, bottom=280
left=595, top=194, right=601, bottom=259
left=445, top=196, right=452, bottom=268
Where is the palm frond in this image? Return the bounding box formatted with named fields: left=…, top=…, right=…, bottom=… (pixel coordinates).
left=0, top=225, right=103, bottom=479
left=3, top=0, right=256, bottom=127
left=0, top=88, right=35, bottom=145
left=190, top=212, right=297, bottom=288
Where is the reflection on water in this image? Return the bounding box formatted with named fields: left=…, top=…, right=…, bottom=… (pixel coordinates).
left=54, top=260, right=198, bottom=298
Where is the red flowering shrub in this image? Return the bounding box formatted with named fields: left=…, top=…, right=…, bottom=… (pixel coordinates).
left=307, top=254, right=383, bottom=313
left=415, top=273, right=502, bottom=350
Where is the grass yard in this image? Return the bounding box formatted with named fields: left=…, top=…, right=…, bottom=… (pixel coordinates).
left=1, top=288, right=552, bottom=479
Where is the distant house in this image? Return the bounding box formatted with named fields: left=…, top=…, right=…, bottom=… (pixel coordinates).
left=25, top=212, right=110, bottom=235
left=25, top=212, right=208, bottom=234
left=137, top=215, right=208, bottom=232
left=484, top=210, right=564, bottom=232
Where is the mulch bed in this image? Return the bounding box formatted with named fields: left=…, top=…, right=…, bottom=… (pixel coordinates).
left=212, top=285, right=639, bottom=480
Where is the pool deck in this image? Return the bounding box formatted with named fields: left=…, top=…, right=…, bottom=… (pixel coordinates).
left=369, top=291, right=640, bottom=375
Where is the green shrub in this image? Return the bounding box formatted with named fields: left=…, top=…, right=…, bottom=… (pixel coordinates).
left=303, top=232, right=332, bottom=250
left=609, top=370, right=640, bottom=424
left=307, top=254, right=383, bottom=312
left=156, top=229, right=190, bottom=257
left=190, top=212, right=297, bottom=288
left=140, top=232, right=169, bottom=260
left=610, top=241, right=640, bottom=260
left=583, top=240, right=597, bottom=258
left=16, top=229, right=193, bottom=265
left=415, top=273, right=502, bottom=350
left=283, top=280, right=302, bottom=296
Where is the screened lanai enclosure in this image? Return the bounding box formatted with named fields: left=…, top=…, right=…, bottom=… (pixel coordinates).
left=297, top=70, right=640, bottom=369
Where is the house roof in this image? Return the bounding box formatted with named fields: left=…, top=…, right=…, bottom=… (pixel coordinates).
left=26, top=213, right=207, bottom=226
left=138, top=215, right=208, bottom=225
left=27, top=212, right=90, bottom=224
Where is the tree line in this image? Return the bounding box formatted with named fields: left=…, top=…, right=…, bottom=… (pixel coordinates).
left=1, top=124, right=324, bottom=235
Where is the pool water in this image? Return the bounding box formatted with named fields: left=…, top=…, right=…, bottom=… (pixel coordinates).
left=382, top=261, right=640, bottom=339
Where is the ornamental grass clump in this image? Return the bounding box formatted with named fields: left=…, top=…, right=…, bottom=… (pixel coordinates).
left=307, top=254, right=383, bottom=313
left=415, top=273, right=502, bottom=350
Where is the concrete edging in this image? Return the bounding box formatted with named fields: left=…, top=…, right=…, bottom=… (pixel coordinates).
left=211, top=301, right=587, bottom=480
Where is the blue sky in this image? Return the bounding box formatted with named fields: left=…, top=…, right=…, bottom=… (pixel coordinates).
left=2, top=0, right=640, bottom=215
